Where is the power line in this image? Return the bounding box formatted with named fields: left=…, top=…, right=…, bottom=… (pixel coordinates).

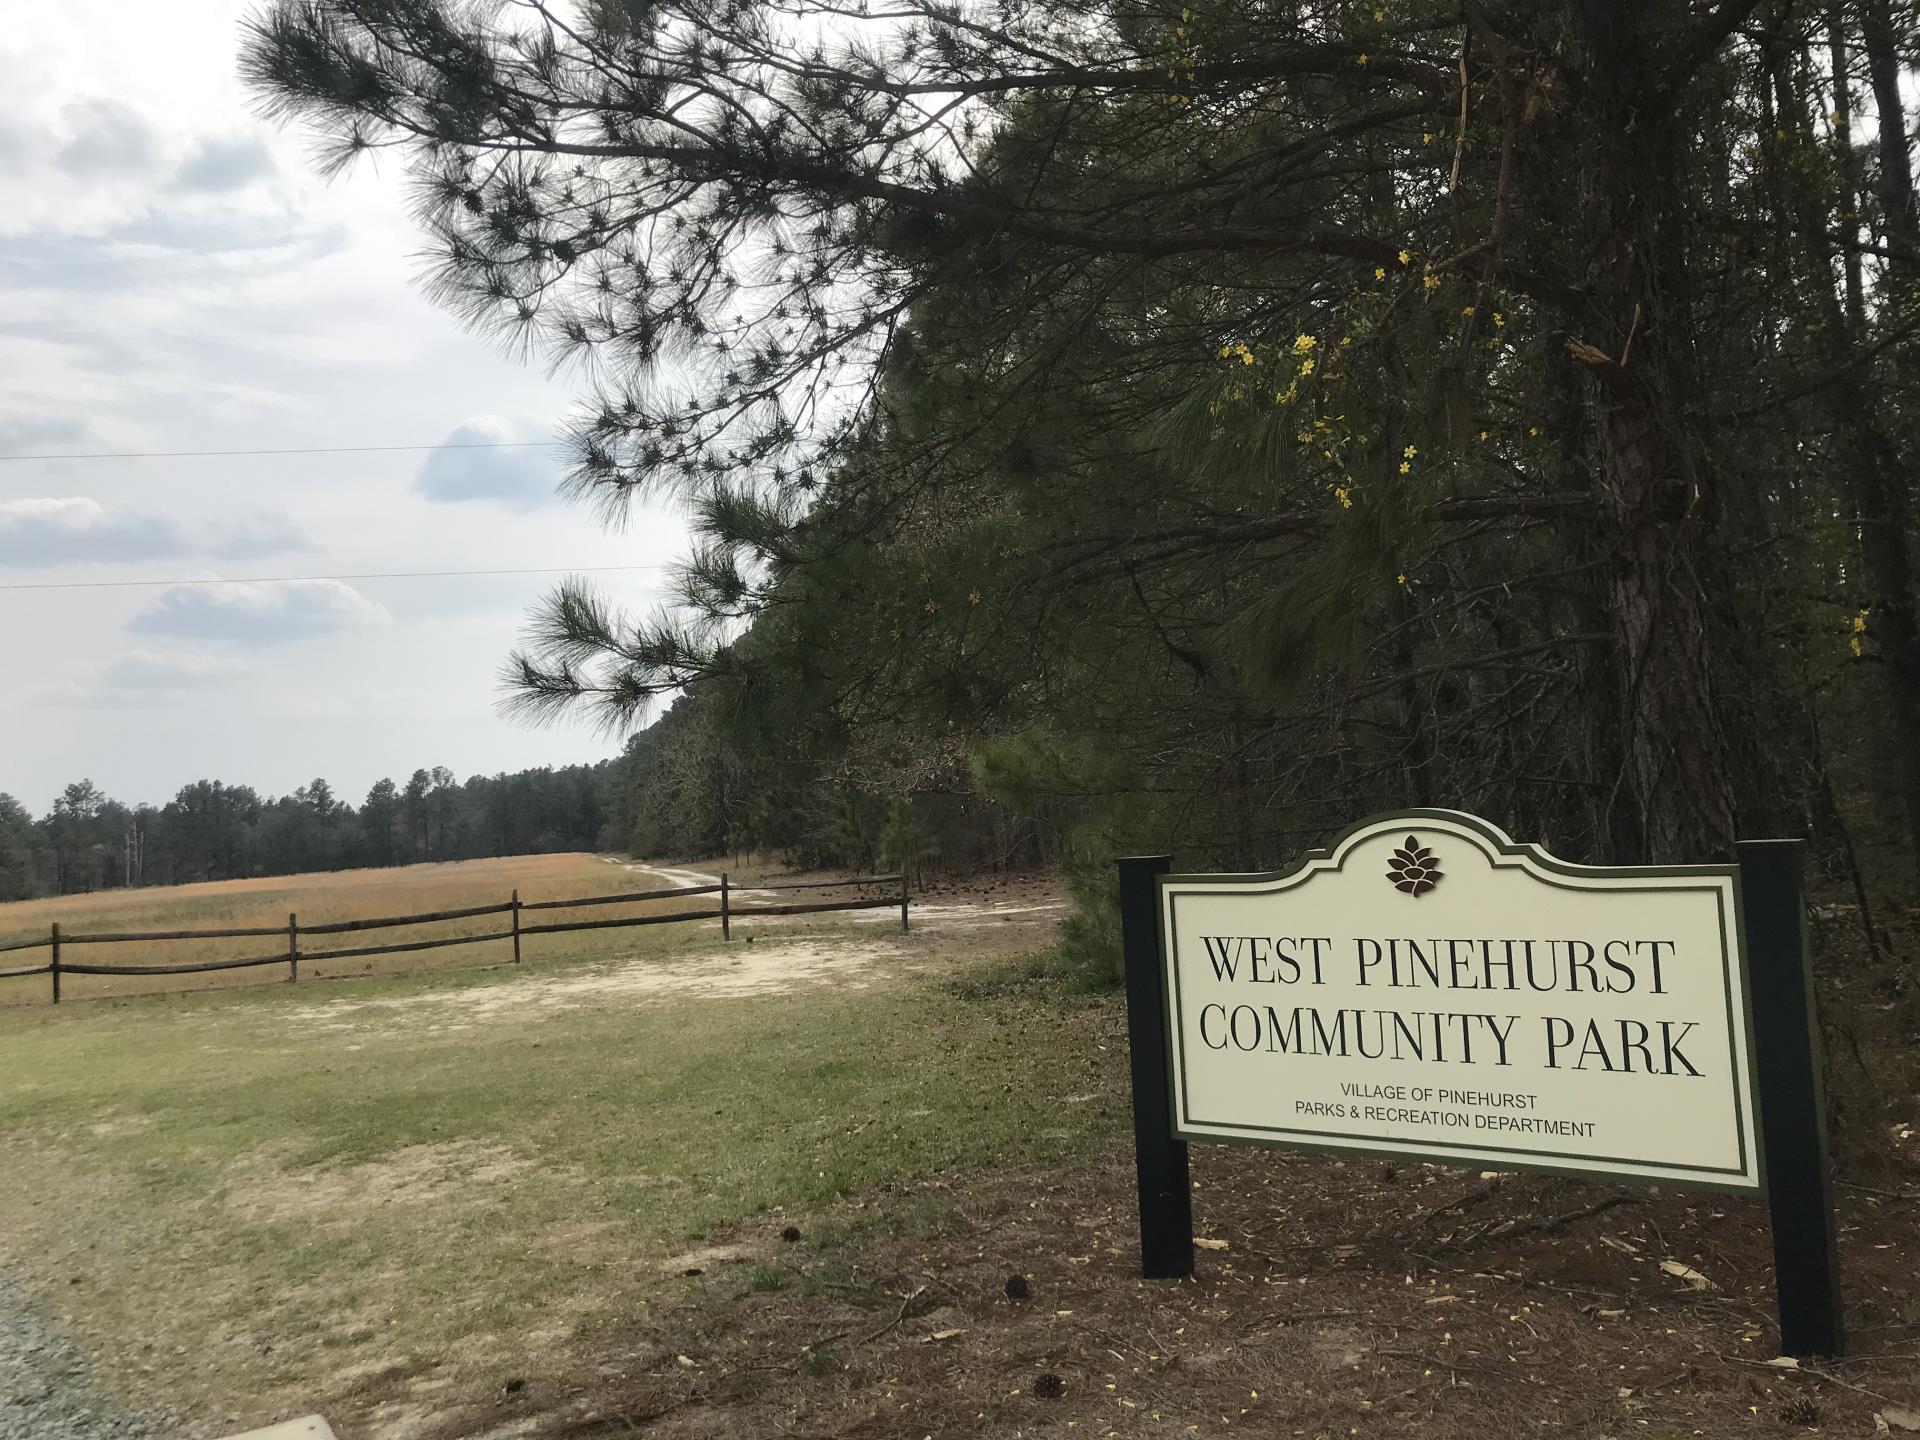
left=0, top=564, right=667, bottom=593
left=0, top=440, right=568, bottom=463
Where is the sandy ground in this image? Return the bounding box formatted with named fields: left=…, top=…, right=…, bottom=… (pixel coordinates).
left=280, top=864, right=1065, bottom=1036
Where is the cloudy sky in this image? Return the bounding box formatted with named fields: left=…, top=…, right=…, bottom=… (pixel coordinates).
left=0, top=2, right=686, bottom=815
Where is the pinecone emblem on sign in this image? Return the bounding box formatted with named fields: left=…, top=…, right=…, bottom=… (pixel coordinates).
left=1387, top=835, right=1442, bottom=896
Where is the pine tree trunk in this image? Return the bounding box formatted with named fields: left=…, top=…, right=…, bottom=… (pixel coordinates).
left=1861, top=0, right=1918, bottom=263
left=1565, top=7, right=1739, bottom=862
left=1851, top=2, right=1920, bottom=880
left=1773, top=33, right=1920, bottom=881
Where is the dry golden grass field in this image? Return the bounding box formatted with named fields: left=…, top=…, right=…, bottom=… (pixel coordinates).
left=0, top=852, right=809, bottom=1006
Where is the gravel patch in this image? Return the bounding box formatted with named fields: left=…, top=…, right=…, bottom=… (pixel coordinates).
left=0, top=1274, right=172, bottom=1440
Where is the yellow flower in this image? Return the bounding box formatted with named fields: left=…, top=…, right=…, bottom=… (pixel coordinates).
left=1356, top=53, right=1369, bottom=65
left=1403, top=445, right=1418, bottom=459
left=1528, top=425, right=1539, bottom=437
left=1423, top=273, right=1441, bottom=290
left=1374, top=266, right=1387, bottom=280
left=1492, top=312, right=1505, bottom=327
left=1293, top=332, right=1317, bottom=353
left=1461, top=305, right=1476, bottom=317
left=1853, top=609, right=1870, bottom=633
left=1398, top=460, right=1411, bottom=474
left=1422, top=132, right=1434, bottom=144
left=1478, top=430, right=1489, bottom=441
left=1296, top=430, right=1311, bottom=443
left=1334, top=485, right=1353, bottom=509
left=1398, top=249, right=1411, bottom=265
left=1396, top=573, right=1408, bottom=586
left=1298, top=357, right=1315, bottom=375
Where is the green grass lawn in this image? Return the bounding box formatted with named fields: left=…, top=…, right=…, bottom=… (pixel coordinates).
left=0, top=925, right=1123, bottom=1434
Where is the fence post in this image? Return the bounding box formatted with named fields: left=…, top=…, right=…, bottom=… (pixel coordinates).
left=288, top=913, right=299, bottom=983
left=900, top=872, right=910, bottom=933
left=511, top=889, right=522, bottom=963
left=50, top=922, right=60, bottom=1005
left=721, top=873, right=731, bottom=941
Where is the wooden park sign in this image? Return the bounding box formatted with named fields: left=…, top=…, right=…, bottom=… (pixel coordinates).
left=1118, top=810, right=1845, bottom=1356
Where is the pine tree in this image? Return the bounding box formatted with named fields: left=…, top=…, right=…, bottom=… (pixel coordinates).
left=243, top=0, right=1920, bottom=875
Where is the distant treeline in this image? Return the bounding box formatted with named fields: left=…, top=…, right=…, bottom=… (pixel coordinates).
left=0, top=764, right=625, bottom=901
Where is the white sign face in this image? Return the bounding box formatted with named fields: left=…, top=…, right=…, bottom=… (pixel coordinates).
left=1158, top=811, right=1762, bottom=1190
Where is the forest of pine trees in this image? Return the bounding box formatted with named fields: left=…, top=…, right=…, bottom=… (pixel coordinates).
left=0, top=763, right=624, bottom=901
left=237, top=0, right=1920, bottom=965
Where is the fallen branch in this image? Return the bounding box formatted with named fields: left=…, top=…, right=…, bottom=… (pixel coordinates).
left=1453, top=1194, right=1642, bottom=1248
left=856, top=1283, right=933, bottom=1346
left=1720, top=1354, right=1894, bottom=1404
left=550, top=1393, right=699, bottom=1436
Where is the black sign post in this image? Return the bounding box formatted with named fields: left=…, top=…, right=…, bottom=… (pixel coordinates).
left=1738, top=839, right=1846, bottom=1357
left=1117, top=854, right=1194, bottom=1279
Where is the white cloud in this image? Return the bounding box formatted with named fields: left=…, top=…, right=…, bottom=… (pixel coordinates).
left=0, top=99, right=259, bottom=239
left=51, top=649, right=249, bottom=711
left=98, top=649, right=246, bottom=691
left=172, top=136, right=277, bottom=193
left=54, top=98, right=165, bottom=179
left=0, top=497, right=309, bottom=567
left=0, top=416, right=91, bottom=452
left=128, top=579, right=390, bottom=643
left=414, top=418, right=565, bottom=510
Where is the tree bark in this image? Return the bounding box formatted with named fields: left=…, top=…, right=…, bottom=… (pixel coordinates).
left=1776, top=27, right=1920, bottom=878
left=1828, top=9, right=1868, bottom=331
left=1561, top=4, right=1740, bottom=862
left=1860, top=0, right=1919, bottom=265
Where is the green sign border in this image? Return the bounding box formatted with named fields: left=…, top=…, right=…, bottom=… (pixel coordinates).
left=1155, top=808, right=1766, bottom=1195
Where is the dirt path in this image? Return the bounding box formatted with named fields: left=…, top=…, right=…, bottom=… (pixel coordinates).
left=598, top=858, right=781, bottom=898
left=612, top=861, right=1068, bottom=930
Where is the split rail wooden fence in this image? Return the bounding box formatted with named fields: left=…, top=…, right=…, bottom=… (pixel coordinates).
left=0, top=872, right=909, bottom=1006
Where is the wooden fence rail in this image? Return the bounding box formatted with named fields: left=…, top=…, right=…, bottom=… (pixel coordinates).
left=0, top=872, right=908, bottom=1006
left=518, top=883, right=720, bottom=911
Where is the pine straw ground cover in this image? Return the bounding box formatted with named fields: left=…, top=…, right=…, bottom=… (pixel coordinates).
left=571, top=1139, right=1920, bottom=1440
